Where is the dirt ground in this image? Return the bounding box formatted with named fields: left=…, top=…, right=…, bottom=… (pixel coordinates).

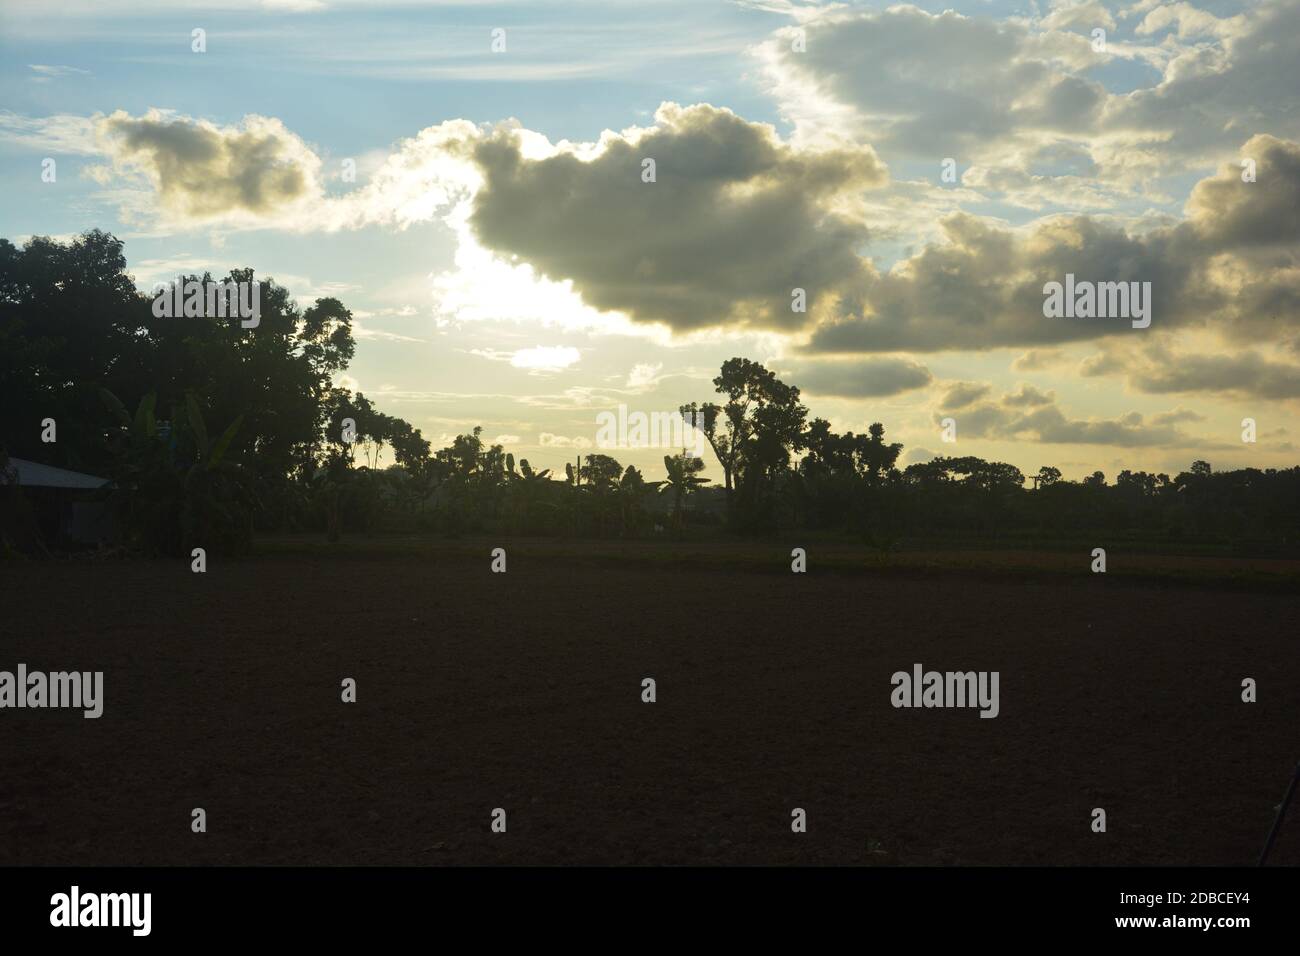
left=2, top=538, right=1297, bottom=865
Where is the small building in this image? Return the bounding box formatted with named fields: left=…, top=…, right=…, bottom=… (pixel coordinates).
left=2, top=457, right=115, bottom=547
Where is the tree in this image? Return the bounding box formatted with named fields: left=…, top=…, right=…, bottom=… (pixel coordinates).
left=1035, top=466, right=1062, bottom=489
left=0, top=231, right=148, bottom=470
left=8, top=233, right=1300, bottom=553
left=581, top=454, right=623, bottom=494
left=617, top=465, right=649, bottom=537
left=682, top=358, right=806, bottom=528
left=579, top=453, right=624, bottom=534
left=859, top=423, right=903, bottom=481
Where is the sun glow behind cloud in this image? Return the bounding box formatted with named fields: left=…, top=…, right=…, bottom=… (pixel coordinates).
left=2, top=0, right=1297, bottom=480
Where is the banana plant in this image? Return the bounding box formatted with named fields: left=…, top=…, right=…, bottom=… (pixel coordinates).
left=659, top=453, right=709, bottom=536
left=185, top=393, right=243, bottom=468
left=99, top=388, right=252, bottom=555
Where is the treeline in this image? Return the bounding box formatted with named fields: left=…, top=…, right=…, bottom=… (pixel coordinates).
left=681, top=359, right=1300, bottom=551
left=3, top=231, right=1298, bottom=555
left=0, top=231, right=707, bottom=551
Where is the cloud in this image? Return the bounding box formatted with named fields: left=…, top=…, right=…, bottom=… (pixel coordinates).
left=70, top=105, right=876, bottom=337
left=1009, top=405, right=1184, bottom=446
left=1042, top=1, right=1117, bottom=32
left=1150, top=407, right=1205, bottom=426
left=1133, top=2, right=1245, bottom=41
left=1102, top=345, right=1300, bottom=400
left=26, top=82, right=1298, bottom=361
left=1078, top=348, right=1127, bottom=377
left=1001, top=383, right=1055, bottom=407
left=351, top=319, right=425, bottom=344
left=934, top=383, right=1204, bottom=447
left=940, top=381, right=992, bottom=409
left=781, top=357, right=932, bottom=397
left=509, top=345, right=581, bottom=372
left=27, top=64, right=91, bottom=84
left=51, top=107, right=475, bottom=234
left=0, top=110, right=99, bottom=154
left=1185, top=134, right=1300, bottom=252
left=1101, top=1, right=1300, bottom=173
left=465, top=102, right=886, bottom=333
left=759, top=0, right=1300, bottom=193
left=626, top=362, right=664, bottom=389
left=95, top=109, right=323, bottom=225
left=469, top=345, right=584, bottom=372
left=758, top=5, right=1105, bottom=160
left=537, top=432, right=593, bottom=450
left=328, top=107, right=1297, bottom=351
left=805, top=210, right=1184, bottom=352
left=1012, top=348, right=1067, bottom=371
left=806, top=134, right=1300, bottom=353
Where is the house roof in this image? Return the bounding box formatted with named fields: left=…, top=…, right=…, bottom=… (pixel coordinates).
left=4, top=457, right=111, bottom=490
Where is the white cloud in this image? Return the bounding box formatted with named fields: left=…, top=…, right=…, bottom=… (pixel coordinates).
left=27, top=64, right=91, bottom=84
left=538, top=432, right=593, bottom=449
left=0, top=111, right=100, bottom=154
left=626, top=362, right=664, bottom=389
left=757, top=0, right=1300, bottom=197
left=509, top=346, right=582, bottom=372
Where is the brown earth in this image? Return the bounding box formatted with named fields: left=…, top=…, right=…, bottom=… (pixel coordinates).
left=1, top=537, right=1297, bottom=865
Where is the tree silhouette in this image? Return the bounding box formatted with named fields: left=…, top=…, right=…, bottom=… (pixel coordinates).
left=682, top=357, right=806, bottom=530
left=5, top=231, right=1299, bottom=555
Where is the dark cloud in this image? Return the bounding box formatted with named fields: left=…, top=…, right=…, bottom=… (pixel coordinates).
left=460, top=114, right=1300, bottom=355
left=1151, top=408, right=1206, bottom=426
left=1126, top=349, right=1300, bottom=400
left=940, top=381, right=991, bottom=408
left=934, top=382, right=1201, bottom=447
left=1080, top=338, right=1300, bottom=400
left=467, top=103, right=885, bottom=332
left=806, top=211, right=1193, bottom=352
left=98, top=110, right=321, bottom=222
left=780, top=357, right=932, bottom=397
left=1001, top=383, right=1055, bottom=407
left=806, top=134, right=1300, bottom=353
left=1186, top=134, right=1300, bottom=251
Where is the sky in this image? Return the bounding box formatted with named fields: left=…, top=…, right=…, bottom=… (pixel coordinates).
left=1, top=0, right=1297, bottom=481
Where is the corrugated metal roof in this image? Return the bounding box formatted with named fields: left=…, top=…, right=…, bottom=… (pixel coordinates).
left=5, top=457, right=110, bottom=490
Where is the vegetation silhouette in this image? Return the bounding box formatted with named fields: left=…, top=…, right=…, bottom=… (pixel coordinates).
left=3, top=231, right=1298, bottom=556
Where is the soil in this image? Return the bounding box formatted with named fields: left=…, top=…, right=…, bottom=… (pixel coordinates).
left=2, top=538, right=1297, bottom=865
